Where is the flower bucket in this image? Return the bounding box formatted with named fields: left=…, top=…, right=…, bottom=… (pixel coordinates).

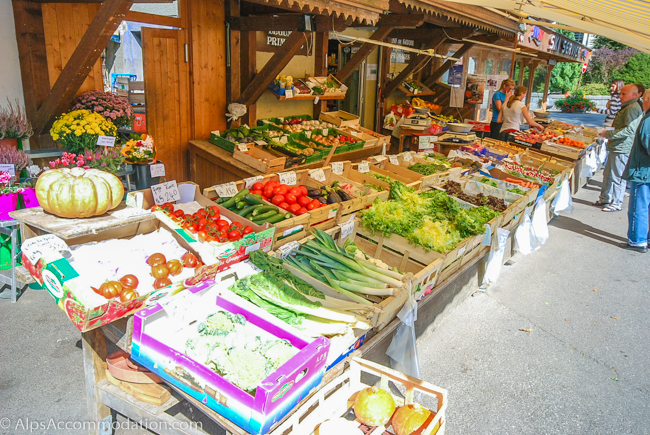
left=20, top=188, right=39, bottom=209
left=132, top=163, right=161, bottom=190
left=0, top=193, right=18, bottom=219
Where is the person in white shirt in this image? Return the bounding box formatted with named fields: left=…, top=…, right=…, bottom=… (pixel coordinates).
left=498, top=85, right=543, bottom=141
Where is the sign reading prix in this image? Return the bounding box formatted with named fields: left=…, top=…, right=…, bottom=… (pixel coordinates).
left=389, top=38, right=415, bottom=64
left=257, top=31, right=313, bottom=56
left=518, top=24, right=591, bottom=63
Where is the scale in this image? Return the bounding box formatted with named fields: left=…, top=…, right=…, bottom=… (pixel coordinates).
left=402, top=113, right=430, bottom=130
left=436, top=132, right=477, bottom=144
left=534, top=118, right=552, bottom=126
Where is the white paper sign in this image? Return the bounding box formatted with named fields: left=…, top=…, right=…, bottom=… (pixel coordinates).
left=282, top=225, right=303, bottom=237
left=278, top=171, right=297, bottom=186
left=254, top=140, right=266, bottom=146
left=22, top=234, right=69, bottom=265
left=309, top=168, right=326, bottom=182
left=284, top=89, right=294, bottom=99
left=149, top=163, right=165, bottom=178
left=151, top=181, right=181, bottom=205
left=388, top=155, right=399, bottom=165
left=358, top=162, right=370, bottom=173
left=402, top=152, right=413, bottom=162
left=0, top=164, right=15, bottom=176
left=332, top=162, right=344, bottom=175
left=245, top=242, right=261, bottom=255
left=457, top=246, right=467, bottom=258
left=96, top=135, right=116, bottom=147
left=237, top=143, right=249, bottom=152
left=213, top=181, right=239, bottom=198
left=339, top=220, right=355, bottom=239
left=314, top=96, right=320, bottom=104
left=375, top=155, right=387, bottom=163
left=419, top=136, right=437, bottom=149
left=244, top=176, right=263, bottom=189
left=111, top=207, right=151, bottom=219
left=322, top=128, right=329, bottom=137
left=279, top=136, right=288, bottom=144
left=278, top=241, right=300, bottom=259
left=327, top=207, right=339, bottom=219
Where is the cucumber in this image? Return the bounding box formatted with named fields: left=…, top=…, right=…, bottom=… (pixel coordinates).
left=244, top=194, right=266, bottom=205
left=252, top=210, right=278, bottom=223
left=216, top=197, right=228, bottom=204
left=258, top=213, right=290, bottom=224
left=251, top=205, right=279, bottom=216
left=238, top=204, right=262, bottom=218
left=235, top=200, right=247, bottom=210
left=221, top=188, right=250, bottom=209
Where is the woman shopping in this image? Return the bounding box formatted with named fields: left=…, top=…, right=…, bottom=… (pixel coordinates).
left=599, top=79, right=624, bottom=126
left=498, top=86, right=543, bottom=141
left=490, top=79, right=515, bottom=139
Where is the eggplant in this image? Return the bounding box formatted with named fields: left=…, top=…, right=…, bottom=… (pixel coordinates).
left=317, top=196, right=328, bottom=204
left=337, top=189, right=353, bottom=201
left=305, top=186, right=322, bottom=197
left=327, top=191, right=342, bottom=203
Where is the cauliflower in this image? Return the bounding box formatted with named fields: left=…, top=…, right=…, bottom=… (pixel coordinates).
left=216, top=348, right=268, bottom=393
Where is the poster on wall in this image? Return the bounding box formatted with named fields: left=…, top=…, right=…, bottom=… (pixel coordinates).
left=447, top=64, right=464, bottom=86
left=465, top=74, right=487, bottom=104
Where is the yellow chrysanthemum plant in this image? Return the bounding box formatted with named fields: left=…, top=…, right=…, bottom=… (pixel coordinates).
left=50, top=110, right=117, bottom=155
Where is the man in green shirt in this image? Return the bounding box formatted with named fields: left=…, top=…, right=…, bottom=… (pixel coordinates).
left=596, top=84, right=643, bottom=212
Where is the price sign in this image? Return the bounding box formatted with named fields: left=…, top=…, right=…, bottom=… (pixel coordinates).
left=402, top=152, right=413, bottom=162
left=237, top=143, right=249, bottom=152
left=96, top=135, right=116, bottom=147
left=314, top=96, right=320, bottom=104
left=309, top=168, right=326, bottom=182
left=419, top=136, right=436, bottom=149
left=22, top=235, right=69, bottom=265
left=332, top=162, right=344, bottom=175
left=358, top=162, right=370, bottom=173
left=279, top=136, right=288, bottom=144
left=149, top=163, right=165, bottom=178
left=338, top=220, right=355, bottom=240
left=0, top=164, right=15, bottom=176
left=278, top=171, right=297, bottom=185
left=322, top=128, right=329, bottom=136
left=278, top=241, right=300, bottom=259
left=327, top=207, right=339, bottom=219
left=212, top=182, right=239, bottom=198
left=375, top=155, right=387, bottom=163
left=305, top=130, right=312, bottom=139
left=151, top=181, right=181, bottom=205
left=244, top=176, right=263, bottom=189
left=285, top=89, right=294, bottom=99
left=282, top=225, right=303, bottom=237
left=456, top=246, right=466, bottom=258
left=254, top=140, right=266, bottom=146
left=388, top=155, right=399, bottom=165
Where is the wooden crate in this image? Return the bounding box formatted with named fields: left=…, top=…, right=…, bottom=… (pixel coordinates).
left=269, top=357, right=447, bottom=435
left=202, top=174, right=310, bottom=249
left=319, top=109, right=360, bottom=127
left=540, top=141, right=585, bottom=159
left=297, top=171, right=341, bottom=232
left=356, top=162, right=422, bottom=190
left=232, top=145, right=286, bottom=173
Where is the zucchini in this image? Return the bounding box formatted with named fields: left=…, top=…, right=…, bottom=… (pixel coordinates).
left=238, top=204, right=262, bottom=218
left=251, top=205, right=279, bottom=216
left=252, top=210, right=278, bottom=223
left=221, top=188, right=249, bottom=209
left=258, top=213, right=290, bottom=224
left=244, top=194, right=266, bottom=205
left=235, top=200, right=247, bottom=210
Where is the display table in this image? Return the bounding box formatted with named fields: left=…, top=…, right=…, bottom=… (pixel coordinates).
left=189, top=139, right=385, bottom=190
left=0, top=219, right=19, bottom=303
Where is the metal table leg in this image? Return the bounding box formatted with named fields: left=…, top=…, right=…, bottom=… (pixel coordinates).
left=10, top=226, right=16, bottom=303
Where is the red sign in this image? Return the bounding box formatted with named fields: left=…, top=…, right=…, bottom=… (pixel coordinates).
left=582, top=62, right=588, bottom=74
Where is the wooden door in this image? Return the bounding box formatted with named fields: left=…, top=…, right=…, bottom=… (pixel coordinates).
left=142, top=28, right=191, bottom=182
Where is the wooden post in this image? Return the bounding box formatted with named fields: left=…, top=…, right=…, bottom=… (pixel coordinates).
left=423, top=42, right=475, bottom=88
left=509, top=38, right=518, bottom=78
left=378, top=46, right=392, bottom=131
left=525, top=60, right=540, bottom=106
left=82, top=329, right=111, bottom=434
left=240, top=30, right=257, bottom=126
left=227, top=0, right=241, bottom=103
left=31, top=0, right=133, bottom=135
left=313, top=31, right=328, bottom=120
left=541, top=64, right=555, bottom=111
left=517, top=59, right=530, bottom=86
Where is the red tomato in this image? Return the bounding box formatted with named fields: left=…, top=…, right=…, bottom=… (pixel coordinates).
left=209, top=213, right=221, bottom=223
left=273, top=186, right=289, bottom=196
left=288, top=203, right=301, bottom=214
left=209, top=205, right=220, bottom=215
left=187, top=224, right=198, bottom=233
left=242, top=226, right=254, bottom=235
left=297, top=196, right=311, bottom=207
left=230, top=221, right=243, bottom=230
left=285, top=193, right=297, bottom=205
left=263, top=187, right=275, bottom=198
left=307, top=202, right=317, bottom=211
left=271, top=195, right=285, bottom=205
left=181, top=252, right=199, bottom=268
left=296, top=207, right=308, bottom=216
left=266, top=180, right=280, bottom=187
left=162, top=202, right=174, bottom=213
left=310, top=199, right=321, bottom=208
left=197, top=209, right=208, bottom=218
left=250, top=189, right=263, bottom=196
left=217, top=219, right=230, bottom=227
left=253, top=182, right=264, bottom=191
left=227, top=230, right=242, bottom=241
left=289, top=187, right=302, bottom=197
left=278, top=202, right=289, bottom=210
left=299, top=186, right=308, bottom=196
left=198, top=230, right=208, bottom=242
left=173, top=209, right=185, bottom=218
left=198, top=218, right=209, bottom=230
left=151, top=205, right=162, bottom=212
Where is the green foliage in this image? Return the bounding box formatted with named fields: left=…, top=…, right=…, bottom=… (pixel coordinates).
left=554, top=90, right=596, bottom=112
left=579, top=83, right=610, bottom=95
left=618, top=52, right=650, bottom=90
left=549, top=62, right=583, bottom=93
left=593, top=36, right=627, bottom=50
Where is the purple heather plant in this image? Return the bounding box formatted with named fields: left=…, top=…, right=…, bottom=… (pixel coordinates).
left=72, top=90, right=135, bottom=128
left=0, top=100, right=33, bottom=140
left=0, top=145, right=31, bottom=173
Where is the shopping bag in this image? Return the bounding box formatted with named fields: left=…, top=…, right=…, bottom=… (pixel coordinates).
left=482, top=228, right=511, bottom=287
left=552, top=179, right=573, bottom=215
left=383, top=112, right=397, bottom=130
left=386, top=291, right=420, bottom=379
left=514, top=207, right=541, bottom=255
left=531, top=196, right=549, bottom=245
left=581, top=149, right=597, bottom=178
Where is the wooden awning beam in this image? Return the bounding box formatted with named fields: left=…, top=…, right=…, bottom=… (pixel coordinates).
left=228, top=14, right=347, bottom=32
left=335, top=14, right=425, bottom=83
left=25, top=0, right=169, bottom=3
left=236, top=31, right=308, bottom=108
left=32, top=0, right=133, bottom=135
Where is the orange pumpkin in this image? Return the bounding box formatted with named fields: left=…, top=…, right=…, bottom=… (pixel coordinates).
left=353, top=386, right=396, bottom=427
left=391, top=404, right=432, bottom=435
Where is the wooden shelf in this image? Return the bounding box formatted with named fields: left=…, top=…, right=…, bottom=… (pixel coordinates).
left=398, top=80, right=436, bottom=97
left=273, top=93, right=346, bottom=101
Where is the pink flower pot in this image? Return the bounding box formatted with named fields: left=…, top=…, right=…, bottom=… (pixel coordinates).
left=0, top=138, right=18, bottom=149
left=0, top=193, right=18, bottom=220
left=20, top=188, right=39, bottom=209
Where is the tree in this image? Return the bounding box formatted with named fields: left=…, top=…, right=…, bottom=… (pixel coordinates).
left=549, top=62, right=582, bottom=93
left=592, top=36, right=627, bottom=50
left=618, top=52, right=650, bottom=89
left=583, top=47, right=637, bottom=85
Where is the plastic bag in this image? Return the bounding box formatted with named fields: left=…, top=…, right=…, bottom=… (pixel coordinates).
left=226, top=103, right=247, bottom=122
left=482, top=227, right=511, bottom=287
left=552, top=179, right=573, bottom=215
left=386, top=291, right=420, bottom=379
left=514, top=207, right=541, bottom=255
left=531, top=196, right=549, bottom=245
left=383, top=112, right=397, bottom=131
left=581, top=149, right=597, bottom=178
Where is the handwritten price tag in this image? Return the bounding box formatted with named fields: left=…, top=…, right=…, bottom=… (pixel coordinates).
left=358, top=162, right=370, bottom=173
left=339, top=220, right=355, bottom=240
left=285, top=89, right=294, bottom=99
left=96, top=135, right=116, bottom=147
left=309, top=168, right=326, bottom=182
left=375, top=155, right=387, bottom=163
left=0, top=164, right=15, bottom=176
left=314, top=96, right=320, bottom=104
left=278, top=171, right=297, bottom=186
left=22, top=235, right=69, bottom=265
left=332, top=162, right=344, bottom=175
left=244, top=176, right=263, bottom=189
left=419, top=136, right=436, bottom=149
left=254, top=140, right=266, bottom=146
left=149, top=163, right=165, bottom=178
left=402, top=152, right=413, bottom=162
left=151, top=181, right=181, bottom=205
left=388, top=155, right=399, bottom=165
left=322, top=128, right=329, bottom=137
left=237, top=143, right=249, bottom=152
left=278, top=241, right=300, bottom=259
left=212, top=182, right=239, bottom=198
left=305, top=130, right=312, bottom=138
left=279, top=136, right=288, bottom=144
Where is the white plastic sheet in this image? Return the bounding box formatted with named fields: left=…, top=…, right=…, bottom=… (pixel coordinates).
left=552, top=179, right=573, bottom=215
left=482, top=227, right=511, bottom=287
left=531, top=196, right=549, bottom=245
left=386, top=292, right=420, bottom=379
left=514, top=206, right=541, bottom=255
left=581, top=149, right=598, bottom=178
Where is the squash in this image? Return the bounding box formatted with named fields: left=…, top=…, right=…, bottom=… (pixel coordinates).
left=391, top=404, right=432, bottom=435
left=36, top=168, right=124, bottom=218
left=353, top=386, right=396, bottom=427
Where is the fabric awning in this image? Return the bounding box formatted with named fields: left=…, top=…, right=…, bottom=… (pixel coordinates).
left=434, top=0, right=650, bottom=52
left=243, top=0, right=386, bottom=26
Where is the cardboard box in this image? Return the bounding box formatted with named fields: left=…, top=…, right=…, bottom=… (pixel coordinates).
left=319, top=110, right=360, bottom=128
left=131, top=281, right=330, bottom=435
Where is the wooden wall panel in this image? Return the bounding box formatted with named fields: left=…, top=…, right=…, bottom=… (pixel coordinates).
left=42, top=3, right=103, bottom=96
left=189, top=0, right=227, bottom=138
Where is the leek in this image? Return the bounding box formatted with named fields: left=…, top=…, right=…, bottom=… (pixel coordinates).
left=338, top=281, right=395, bottom=296
left=331, top=270, right=387, bottom=289
left=309, top=261, right=373, bottom=306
